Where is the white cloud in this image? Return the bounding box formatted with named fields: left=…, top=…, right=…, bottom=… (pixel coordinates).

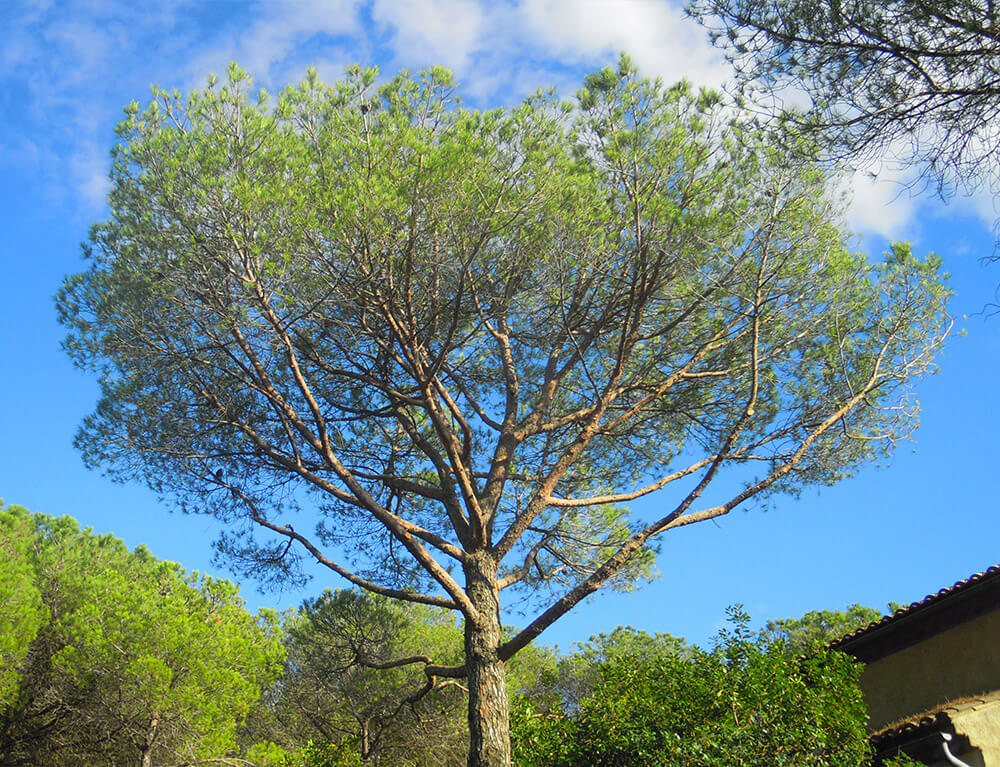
left=842, top=160, right=921, bottom=240
left=2, top=0, right=738, bottom=213
left=77, top=166, right=112, bottom=209
left=372, top=0, right=485, bottom=72
left=42, top=19, right=114, bottom=80
left=960, top=191, right=999, bottom=230
left=840, top=135, right=1000, bottom=242
left=2, top=0, right=370, bottom=212
left=0, top=133, right=108, bottom=214
left=68, top=141, right=112, bottom=209
left=516, top=0, right=729, bottom=88
left=0, top=137, right=59, bottom=179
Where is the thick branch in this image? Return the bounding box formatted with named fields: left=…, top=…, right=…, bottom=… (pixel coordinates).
left=498, top=332, right=924, bottom=660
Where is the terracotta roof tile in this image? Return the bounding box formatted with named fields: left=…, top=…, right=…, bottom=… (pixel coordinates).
left=829, top=565, right=1000, bottom=650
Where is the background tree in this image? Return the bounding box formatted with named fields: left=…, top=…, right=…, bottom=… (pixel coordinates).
left=58, top=57, right=950, bottom=767
left=277, top=740, right=365, bottom=767
left=758, top=603, right=883, bottom=654
left=518, top=626, right=692, bottom=716
left=256, top=590, right=469, bottom=766
left=247, top=589, right=560, bottom=767
left=0, top=503, right=284, bottom=767
left=61, top=561, right=285, bottom=767
left=0, top=507, right=46, bottom=707
left=689, top=0, right=1000, bottom=219
left=0, top=506, right=135, bottom=766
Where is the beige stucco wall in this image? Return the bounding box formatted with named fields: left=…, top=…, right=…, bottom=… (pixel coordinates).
left=860, top=609, right=1000, bottom=730
left=919, top=704, right=1000, bottom=766
left=952, top=701, right=1000, bottom=766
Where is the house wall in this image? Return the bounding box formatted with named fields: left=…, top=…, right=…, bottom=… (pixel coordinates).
left=861, top=610, right=1000, bottom=730
left=951, top=701, right=1000, bottom=766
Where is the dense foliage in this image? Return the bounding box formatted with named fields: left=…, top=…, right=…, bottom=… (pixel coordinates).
left=0, top=506, right=915, bottom=767
left=511, top=608, right=872, bottom=767
left=250, top=590, right=469, bottom=766
left=0, top=502, right=284, bottom=767
left=249, top=605, right=897, bottom=767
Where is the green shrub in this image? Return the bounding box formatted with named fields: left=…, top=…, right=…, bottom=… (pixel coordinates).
left=281, top=740, right=365, bottom=767
left=512, top=607, right=871, bottom=767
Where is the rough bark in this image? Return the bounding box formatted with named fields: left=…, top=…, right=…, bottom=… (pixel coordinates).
left=464, top=552, right=510, bottom=767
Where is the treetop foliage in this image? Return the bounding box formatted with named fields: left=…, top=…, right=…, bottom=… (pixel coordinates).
left=760, top=602, right=884, bottom=654
left=59, top=56, right=950, bottom=622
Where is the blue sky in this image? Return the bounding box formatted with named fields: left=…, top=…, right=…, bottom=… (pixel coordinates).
left=2, top=0, right=998, bottom=652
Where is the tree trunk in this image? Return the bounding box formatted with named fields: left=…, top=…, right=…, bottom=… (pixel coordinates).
left=464, top=552, right=510, bottom=767
left=139, top=714, right=158, bottom=767
left=360, top=717, right=370, bottom=761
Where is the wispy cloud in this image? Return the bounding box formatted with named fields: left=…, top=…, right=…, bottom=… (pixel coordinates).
left=2, top=0, right=370, bottom=216
left=179, top=0, right=367, bottom=90
left=3, top=0, right=976, bottom=246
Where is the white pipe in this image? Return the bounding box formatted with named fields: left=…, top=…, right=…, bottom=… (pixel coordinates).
left=940, top=732, right=975, bottom=767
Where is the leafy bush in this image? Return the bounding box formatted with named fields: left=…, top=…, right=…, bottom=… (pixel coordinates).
left=512, top=607, right=871, bottom=767
left=282, top=740, right=365, bottom=767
